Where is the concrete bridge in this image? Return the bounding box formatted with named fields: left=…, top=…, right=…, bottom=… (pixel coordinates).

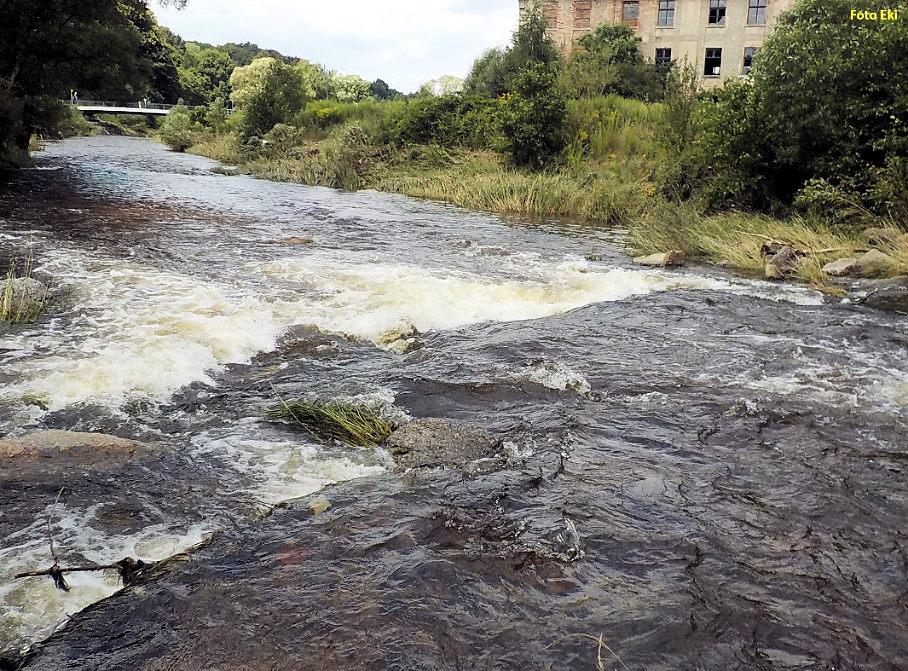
left=66, top=100, right=175, bottom=116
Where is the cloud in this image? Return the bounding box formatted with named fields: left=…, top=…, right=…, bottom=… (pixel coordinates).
left=152, top=0, right=518, bottom=92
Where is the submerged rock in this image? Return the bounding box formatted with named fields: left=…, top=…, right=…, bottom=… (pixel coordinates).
left=856, top=276, right=908, bottom=313
left=378, top=322, right=424, bottom=355
left=634, top=250, right=685, bottom=267
left=764, top=246, right=796, bottom=280
left=384, top=418, right=501, bottom=471
left=822, top=257, right=859, bottom=277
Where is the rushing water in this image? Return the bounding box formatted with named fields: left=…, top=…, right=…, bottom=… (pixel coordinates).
left=0, top=137, right=905, bottom=669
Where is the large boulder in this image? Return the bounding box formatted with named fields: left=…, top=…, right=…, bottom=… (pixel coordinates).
left=2, top=277, right=47, bottom=318
left=384, top=419, right=501, bottom=471
left=860, top=227, right=902, bottom=246
left=822, top=257, right=859, bottom=277
left=854, top=249, right=897, bottom=275
left=634, top=250, right=685, bottom=267
left=764, top=246, right=797, bottom=280
left=856, top=277, right=908, bottom=313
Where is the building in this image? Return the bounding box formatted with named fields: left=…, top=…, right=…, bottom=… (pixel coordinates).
left=518, top=0, right=794, bottom=86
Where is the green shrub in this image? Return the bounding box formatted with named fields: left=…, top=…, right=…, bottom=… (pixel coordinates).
left=159, top=105, right=199, bottom=151
left=499, top=64, right=567, bottom=170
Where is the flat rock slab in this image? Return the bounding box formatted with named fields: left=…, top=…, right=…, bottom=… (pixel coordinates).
left=633, top=250, right=685, bottom=267
left=0, top=430, right=153, bottom=466
left=384, top=418, right=501, bottom=470
left=822, top=257, right=858, bottom=277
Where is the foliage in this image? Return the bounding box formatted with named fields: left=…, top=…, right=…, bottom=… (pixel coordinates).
left=369, top=79, right=401, bottom=100
left=330, top=74, right=372, bottom=103
left=464, top=49, right=508, bottom=97
left=386, top=95, right=501, bottom=149
left=159, top=104, right=198, bottom=151
left=265, top=398, right=395, bottom=446
left=499, top=64, right=567, bottom=169
left=418, top=76, right=465, bottom=97
left=698, top=0, right=908, bottom=218
left=230, top=57, right=310, bottom=138
left=560, top=24, right=666, bottom=100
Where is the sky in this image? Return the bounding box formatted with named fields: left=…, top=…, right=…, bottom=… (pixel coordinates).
left=153, top=0, right=519, bottom=93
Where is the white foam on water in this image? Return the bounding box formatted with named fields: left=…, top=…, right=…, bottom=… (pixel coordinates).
left=0, top=505, right=213, bottom=655
left=2, top=247, right=823, bottom=413
left=512, top=360, right=592, bottom=395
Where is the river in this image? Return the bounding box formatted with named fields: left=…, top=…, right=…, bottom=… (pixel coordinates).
left=0, top=136, right=905, bottom=669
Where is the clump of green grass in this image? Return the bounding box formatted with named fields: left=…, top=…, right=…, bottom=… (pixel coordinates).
left=1, top=260, right=48, bottom=324
left=265, top=398, right=395, bottom=446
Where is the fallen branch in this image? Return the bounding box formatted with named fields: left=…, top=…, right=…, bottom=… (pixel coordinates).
left=15, top=557, right=151, bottom=588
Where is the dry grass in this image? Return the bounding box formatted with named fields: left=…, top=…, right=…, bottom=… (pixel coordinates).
left=265, top=397, right=395, bottom=446
left=1, top=261, right=48, bottom=325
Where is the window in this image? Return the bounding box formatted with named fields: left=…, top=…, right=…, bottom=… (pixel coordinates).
left=748, top=0, right=767, bottom=23
left=622, top=0, right=639, bottom=20
left=708, top=0, right=726, bottom=25
left=704, top=47, right=722, bottom=76
left=655, top=48, right=673, bottom=66
left=657, top=0, right=675, bottom=25
left=742, top=47, right=758, bottom=74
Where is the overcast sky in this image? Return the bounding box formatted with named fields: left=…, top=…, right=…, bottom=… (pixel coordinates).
left=153, top=0, right=519, bottom=93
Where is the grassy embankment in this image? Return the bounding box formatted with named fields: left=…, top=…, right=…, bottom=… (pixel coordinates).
left=188, top=97, right=906, bottom=290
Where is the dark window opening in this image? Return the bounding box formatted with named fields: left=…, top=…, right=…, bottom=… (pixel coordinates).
left=704, top=47, right=722, bottom=76
left=622, top=0, right=639, bottom=20
left=655, top=48, right=673, bottom=66
left=747, top=0, right=767, bottom=24
left=742, top=47, right=758, bottom=74
left=708, top=0, right=726, bottom=25
left=657, top=0, right=675, bottom=25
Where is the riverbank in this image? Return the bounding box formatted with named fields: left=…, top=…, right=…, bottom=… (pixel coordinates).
left=187, top=131, right=908, bottom=293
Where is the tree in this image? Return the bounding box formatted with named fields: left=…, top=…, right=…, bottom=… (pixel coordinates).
left=230, top=57, right=309, bottom=138
left=499, top=64, right=567, bottom=169
left=159, top=104, right=198, bottom=151
left=418, top=76, right=465, bottom=97
left=700, top=0, right=908, bottom=215
left=560, top=23, right=665, bottom=100
left=369, top=79, right=401, bottom=100
left=0, top=0, right=152, bottom=165
left=464, top=48, right=508, bottom=97
left=329, top=74, right=371, bottom=102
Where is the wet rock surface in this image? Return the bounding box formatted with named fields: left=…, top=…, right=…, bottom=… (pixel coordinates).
left=2, top=278, right=46, bottom=315
left=0, top=431, right=152, bottom=464
left=1, top=137, right=906, bottom=670
left=384, top=418, right=502, bottom=471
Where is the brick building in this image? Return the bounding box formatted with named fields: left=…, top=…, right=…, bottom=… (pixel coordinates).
left=519, top=0, right=795, bottom=86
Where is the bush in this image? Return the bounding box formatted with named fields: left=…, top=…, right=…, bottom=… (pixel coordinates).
left=386, top=95, right=501, bottom=149
left=159, top=105, right=198, bottom=151
left=499, top=64, right=567, bottom=169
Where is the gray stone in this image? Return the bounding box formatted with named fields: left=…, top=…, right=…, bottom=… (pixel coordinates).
left=856, top=276, right=908, bottom=313
left=822, top=257, right=859, bottom=277
left=764, top=246, right=797, bottom=280
left=633, top=250, right=685, bottom=267
left=3, top=277, right=47, bottom=316
left=378, top=322, right=423, bottom=354
left=860, top=227, right=902, bottom=246
left=854, top=249, right=897, bottom=273
left=384, top=418, right=501, bottom=471
left=0, top=430, right=155, bottom=470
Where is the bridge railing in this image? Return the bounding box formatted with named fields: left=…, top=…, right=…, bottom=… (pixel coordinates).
left=64, top=100, right=177, bottom=110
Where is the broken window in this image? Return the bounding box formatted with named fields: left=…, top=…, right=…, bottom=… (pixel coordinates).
left=657, top=0, right=675, bottom=26
left=742, top=47, right=758, bottom=74
left=622, top=0, right=639, bottom=20
left=704, top=47, right=722, bottom=76
left=747, top=0, right=767, bottom=24
left=708, top=0, right=726, bottom=25
left=655, top=48, right=673, bottom=66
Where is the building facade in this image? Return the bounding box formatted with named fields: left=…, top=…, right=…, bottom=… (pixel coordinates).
left=519, top=0, right=794, bottom=86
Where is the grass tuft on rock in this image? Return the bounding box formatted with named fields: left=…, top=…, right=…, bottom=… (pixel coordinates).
left=265, top=398, right=395, bottom=447
left=1, top=262, right=48, bottom=325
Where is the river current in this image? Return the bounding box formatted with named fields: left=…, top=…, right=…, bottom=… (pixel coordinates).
left=0, top=137, right=905, bottom=669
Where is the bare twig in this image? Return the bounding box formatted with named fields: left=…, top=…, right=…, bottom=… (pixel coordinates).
left=547, top=633, right=629, bottom=670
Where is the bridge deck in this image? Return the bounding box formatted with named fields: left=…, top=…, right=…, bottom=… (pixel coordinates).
left=76, top=105, right=170, bottom=116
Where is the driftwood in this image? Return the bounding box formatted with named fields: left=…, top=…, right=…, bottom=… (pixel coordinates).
left=14, top=488, right=152, bottom=591
left=758, top=238, right=868, bottom=257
